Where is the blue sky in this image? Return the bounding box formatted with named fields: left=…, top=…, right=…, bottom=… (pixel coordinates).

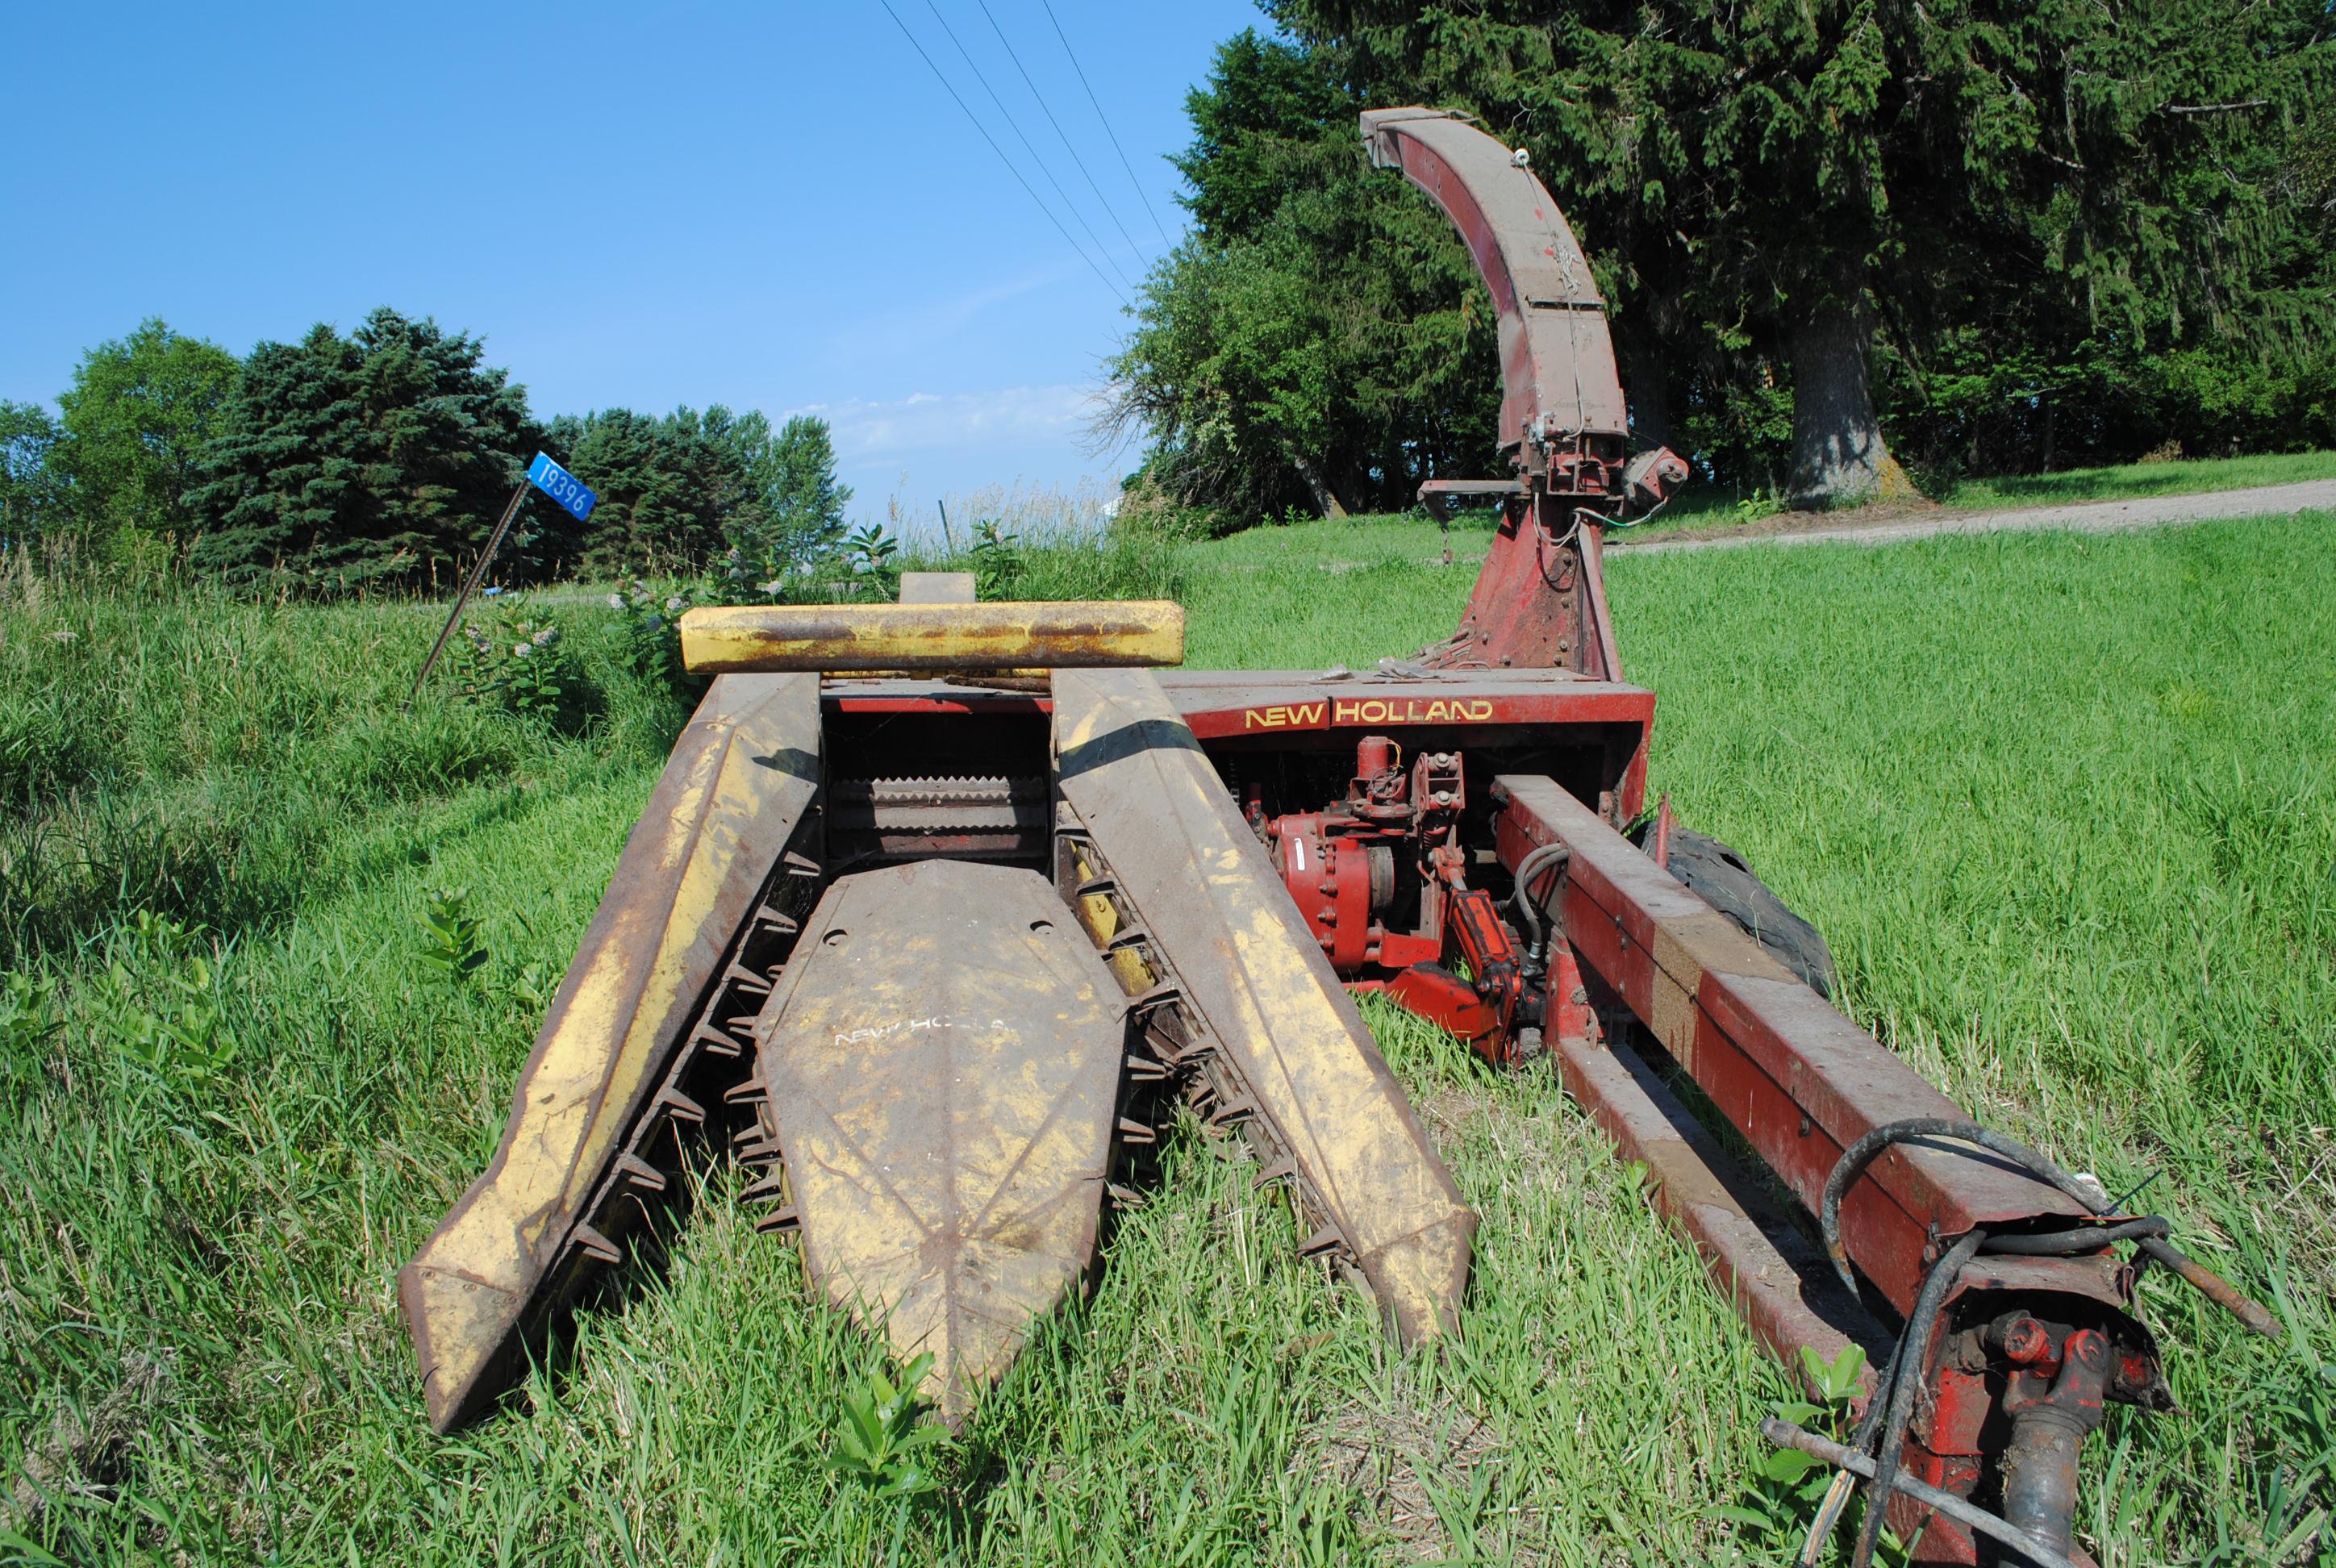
left=0, top=1, right=1266, bottom=523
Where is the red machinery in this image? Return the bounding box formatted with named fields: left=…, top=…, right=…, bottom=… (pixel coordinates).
left=403, top=107, right=2277, bottom=1568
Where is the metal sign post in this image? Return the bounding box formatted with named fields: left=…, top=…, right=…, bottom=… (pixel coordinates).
left=404, top=452, right=599, bottom=710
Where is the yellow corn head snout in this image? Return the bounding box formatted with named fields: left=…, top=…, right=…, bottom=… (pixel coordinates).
left=400, top=582, right=1473, bottom=1431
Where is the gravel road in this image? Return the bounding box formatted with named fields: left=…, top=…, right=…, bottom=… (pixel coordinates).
left=1611, top=477, right=2336, bottom=555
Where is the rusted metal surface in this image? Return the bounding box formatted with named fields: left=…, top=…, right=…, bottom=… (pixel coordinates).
left=816, top=673, right=1655, bottom=823
left=826, top=775, right=1051, bottom=865
left=400, top=673, right=822, bottom=1431
left=1490, top=772, right=2173, bottom=1565
left=1053, top=667, right=1476, bottom=1341
left=1417, top=476, right=1525, bottom=522
left=1491, top=774, right=2113, bottom=1312
left=1759, top=1421, right=2086, bottom=1568
left=1361, top=108, right=1629, bottom=477
left=680, top=600, right=1186, bottom=673
left=740, top=861, right=1128, bottom=1425
left=1998, top=1326, right=2110, bottom=1556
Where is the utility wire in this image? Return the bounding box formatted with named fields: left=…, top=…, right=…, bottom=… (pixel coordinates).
left=921, top=0, right=1136, bottom=294
left=876, top=0, right=1129, bottom=306
left=1037, top=0, right=1171, bottom=247
left=972, top=0, right=1147, bottom=264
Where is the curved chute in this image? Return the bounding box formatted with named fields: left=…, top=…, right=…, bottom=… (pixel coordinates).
left=1362, top=108, right=1632, bottom=492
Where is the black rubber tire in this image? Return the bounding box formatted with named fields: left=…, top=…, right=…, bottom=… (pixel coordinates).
left=1639, top=825, right=1838, bottom=999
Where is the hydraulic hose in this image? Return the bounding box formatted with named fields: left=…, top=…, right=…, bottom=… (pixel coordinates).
left=1818, top=1116, right=2278, bottom=1337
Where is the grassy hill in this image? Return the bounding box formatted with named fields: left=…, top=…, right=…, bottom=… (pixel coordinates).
left=2, top=512, right=2330, bottom=1564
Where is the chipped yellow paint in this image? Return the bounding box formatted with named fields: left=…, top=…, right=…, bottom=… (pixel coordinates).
left=1053, top=669, right=1475, bottom=1341
left=753, top=861, right=1125, bottom=1425
left=678, top=600, right=1185, bottom=673
left=398, top=673, right=821, bottom=1431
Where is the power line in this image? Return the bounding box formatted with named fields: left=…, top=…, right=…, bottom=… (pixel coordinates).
left=875, top=0, right=1129, bottom=306
left=1037, top=0, right=1171, bottom=247
left=920, top=0, right=1136, bottom=295
left=972, top=0, right=1146, bottom=265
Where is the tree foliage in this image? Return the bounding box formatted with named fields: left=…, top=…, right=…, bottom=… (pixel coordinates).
left=543, top=407, right=725, bottom=579
left=53, top=319, right=237, bottom=544
left=1116, top=6, right=2333, bottom=515
left=0, top=401, right=70, bottom=540
left=541, top=407, right=851, bottom=582
left=12, top=308, right=853, bottom=592
left=744, top=415, right=853, bottom=582
left=1106, top=32, right=1500, bottom=527
left=186, top=309, right=539, bottom=589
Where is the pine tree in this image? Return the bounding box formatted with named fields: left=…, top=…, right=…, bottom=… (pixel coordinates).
left=187, top=309, right=538, bottom=589
left=552, top=408, right=731, bottom=578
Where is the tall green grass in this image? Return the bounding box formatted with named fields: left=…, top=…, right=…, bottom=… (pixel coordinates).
left=0, top=560, right=692, bottom=970
left=2, top=515, right=2330, bottom=1564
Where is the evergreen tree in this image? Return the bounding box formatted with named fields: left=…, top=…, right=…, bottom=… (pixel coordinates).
left=1292, top=0, right=2331, bottom=503
left=187, top=309, right=538, bottom=589
left=538, top=406, right=854, bottom=582
left=53, top=319, right=236, bottom=542
left=551, top=407, right=732, bottom=578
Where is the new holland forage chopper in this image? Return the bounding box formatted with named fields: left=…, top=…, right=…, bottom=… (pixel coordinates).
left=402, top=109, right=2276, bottom=1566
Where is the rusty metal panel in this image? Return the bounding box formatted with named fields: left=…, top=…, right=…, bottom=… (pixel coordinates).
left=680, top=601, right=1185, bottom=673
left=749, top=861, right=1126, bottom=1424
left=400, top=673, right=822, bottom=1431
left=1491, top=774, right=2092, bottom=1317
left=1053, top=668, right=1475, bottom=1341
left=1361, top=109, right=1629, bottom=456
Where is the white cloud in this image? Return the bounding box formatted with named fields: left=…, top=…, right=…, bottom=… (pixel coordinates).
left=792, top=383, right=1107, bottom=460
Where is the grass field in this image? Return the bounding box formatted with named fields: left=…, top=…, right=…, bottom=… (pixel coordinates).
left=3, top=511, right=2332, bottom=1565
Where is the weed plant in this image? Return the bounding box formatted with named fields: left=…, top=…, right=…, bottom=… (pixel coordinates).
left=0, top=513, right=2330, bottom=1563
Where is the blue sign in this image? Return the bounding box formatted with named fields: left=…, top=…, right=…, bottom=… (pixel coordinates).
left=527, top=452, right=597, bottom=522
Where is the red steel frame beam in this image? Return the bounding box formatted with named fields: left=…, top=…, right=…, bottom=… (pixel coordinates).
left=1490, top=774, right=2116, bottom=1318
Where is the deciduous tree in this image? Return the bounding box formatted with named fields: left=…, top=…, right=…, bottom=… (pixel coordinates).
left=53, top=319, right=236, bottom=541
left=1104, top=32, right=1500, bottom=525
left=0, top=401, right=70, bottom=540
left=1123, top=5, right=2329, bottom=513
left=740, top=414, right=853, bottom=582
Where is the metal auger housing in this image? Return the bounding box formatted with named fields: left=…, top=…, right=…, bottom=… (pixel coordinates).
left=401, top=112, right=2273, bottom=1568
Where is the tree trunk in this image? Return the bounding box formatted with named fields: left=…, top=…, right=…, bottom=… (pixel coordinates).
left=1786, top=296, right=1916, bottom=510
left=1619, top=331, right=1677, bottom=453
left=1291, top=452, right=1349, bottom=519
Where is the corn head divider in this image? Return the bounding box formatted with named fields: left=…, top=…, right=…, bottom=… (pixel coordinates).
left=400, top=107, right=2274, bottom=1563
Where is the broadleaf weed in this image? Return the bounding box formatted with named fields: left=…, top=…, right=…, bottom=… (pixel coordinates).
left=418, top=887, right=489, bottom=984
